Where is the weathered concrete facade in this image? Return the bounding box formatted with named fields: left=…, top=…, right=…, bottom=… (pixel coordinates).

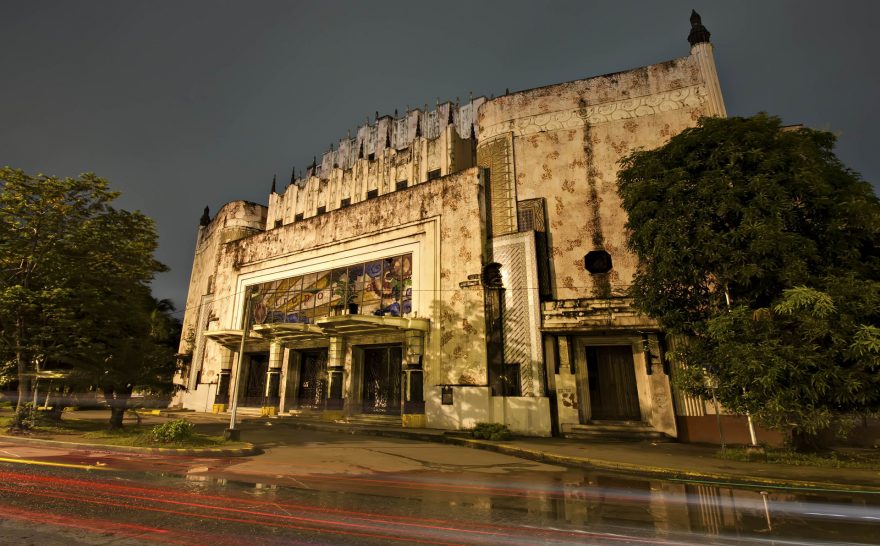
left=175, top=13, right=729, bottom=440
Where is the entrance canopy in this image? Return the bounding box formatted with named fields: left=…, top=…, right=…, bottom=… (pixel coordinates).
left=252, top=323, right=326, bottom=343
left=203, top=329, right=269, bottom=351
left=205, top=317, right=429, bottom=348
left=317, top=315, right=429, bottom=337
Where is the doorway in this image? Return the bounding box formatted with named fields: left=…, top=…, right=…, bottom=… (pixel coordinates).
left=586, top=346, right=641, bottom=421
left=361, top=345, right=402, bottom=415
left=297, top=350, right=327, bottom=409
left=241, top=354, right=268, bottom=407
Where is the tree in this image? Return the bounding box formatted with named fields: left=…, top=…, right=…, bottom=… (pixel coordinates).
left=66, top=291, right=180, bottom=428
left=617, top=114, right=880, bottom=447
left=0, top=167, right=170, bottom=427
left=1, top=169, right=113, bottom=409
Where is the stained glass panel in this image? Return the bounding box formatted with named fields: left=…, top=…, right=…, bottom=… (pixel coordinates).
left=252, top=254, right=412, bottom=323
left=360, top=260, right=383, bottom=316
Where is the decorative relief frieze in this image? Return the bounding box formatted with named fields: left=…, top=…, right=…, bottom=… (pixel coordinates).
left=480, top=85, right=707, bottom=140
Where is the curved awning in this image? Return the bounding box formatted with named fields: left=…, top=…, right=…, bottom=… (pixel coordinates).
left=317, top=315, right=430, bottom=336
left=252, top=323, right=326, bottom=343
left=203, top=329, right=268, bottom=350
left=205, top=316, right=430, bottom=348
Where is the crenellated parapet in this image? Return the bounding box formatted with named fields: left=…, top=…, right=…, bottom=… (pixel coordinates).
left=267, top=97, right=486, bottom=229
left=303, top=98, right=486, bottom=182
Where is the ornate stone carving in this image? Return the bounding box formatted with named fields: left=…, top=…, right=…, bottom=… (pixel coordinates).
left=479, top=85, right=707, bottom=140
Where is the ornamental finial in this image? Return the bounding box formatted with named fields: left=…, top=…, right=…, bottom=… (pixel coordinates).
left=688, top=10, right=711, bottom=46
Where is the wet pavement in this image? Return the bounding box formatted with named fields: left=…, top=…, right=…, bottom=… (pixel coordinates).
left=2, top=426, right=880, bottom=545
left=0, top=412, right=880, bottom=546
left=2, top=458, right=880, bottom=544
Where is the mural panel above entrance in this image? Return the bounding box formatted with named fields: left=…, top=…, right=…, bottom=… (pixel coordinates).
left=250, top=254, right=413, bottom=326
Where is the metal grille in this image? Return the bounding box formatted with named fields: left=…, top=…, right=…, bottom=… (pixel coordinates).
left=297, top=351, right=327, bottom=409
left=517, top=208, right=535, bottom=232
left=242, top=355, right=268, bottom=407
left=362, top=346, right=402, bottom=415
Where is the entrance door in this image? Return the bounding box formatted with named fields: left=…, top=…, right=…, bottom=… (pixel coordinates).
left=586, top=346, right=641, bottom=421
left=297, top=350, right=327, bottom=409
left=242, top=354, right=268, bottom=407
left=362, top=346, right=402, bottom=415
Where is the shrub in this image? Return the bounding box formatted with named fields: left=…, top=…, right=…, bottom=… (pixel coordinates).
left=148, top=419, right=194, bottom=443
left=10, top=403, right=34, bottom=431
left=471, top=422, right=513, bottom=441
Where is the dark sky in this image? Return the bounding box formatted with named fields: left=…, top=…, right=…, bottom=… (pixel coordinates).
left=2, top=1, right=878, bottom=316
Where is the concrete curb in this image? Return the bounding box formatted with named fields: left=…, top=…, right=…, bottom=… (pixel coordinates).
left=0, top=433, right=261, bottom=457
left=274, top=420, right=880, bottom=494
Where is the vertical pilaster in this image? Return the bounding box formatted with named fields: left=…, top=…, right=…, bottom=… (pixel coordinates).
left=212, top=348, right=235, bottom=413
left=403, top=330, right=426, bottom=427
left=688, top=11, right=727, bottom=118
left=278, top=346, right=291, bottom=413
left=326, top=336, right=346, bottom=416
left=691, top=43, right=726, bottom=118
left=262, top=341, right=283, bottom=416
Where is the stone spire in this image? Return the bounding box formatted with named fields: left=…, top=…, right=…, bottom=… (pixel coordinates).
left=688, top=9, right=711, bottom=46
left=289, top=166, right=296, bottom=186
left=270, top=174, right=276, bottom=194
left=687, top=9, right=726, bottom=117
left=199, top=206, right=210, bottom=226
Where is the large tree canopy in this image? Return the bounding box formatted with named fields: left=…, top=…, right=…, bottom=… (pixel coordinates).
left=0, top=167, right=173, bottom=427
left=617, top=114, right=880, bottom=443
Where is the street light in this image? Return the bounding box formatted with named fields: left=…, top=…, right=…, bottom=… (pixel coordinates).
left=225, top=285, right=259, bottom=441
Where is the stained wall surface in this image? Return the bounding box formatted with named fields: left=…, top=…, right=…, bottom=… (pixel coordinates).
left=175, top=29, right=727, bottom=439
left=478, top=56, right=712, bottom=300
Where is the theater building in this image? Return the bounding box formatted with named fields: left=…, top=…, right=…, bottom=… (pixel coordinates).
left=174, top=12, right=739, bottom=441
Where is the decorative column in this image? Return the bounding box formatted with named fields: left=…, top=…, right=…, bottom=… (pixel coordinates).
left=688, top=10, right=727, bottom=118
left=402, top=329, right=426, bottom=427
left=325, top=336, right=346, bottom=419
left=213, top=348, right=235, bottom=413
left=262, top=341, right=283, bottom=416
left=278, top=346, right=291, bottom=413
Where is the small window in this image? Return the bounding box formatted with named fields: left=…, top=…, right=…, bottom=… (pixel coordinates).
left=501, top=364, right=521, bottom=397
left=340, top=198, right=351, bottom=208
left=584, top=250, right=613, bottom=274
left=366, top=189, right=379, bottom=199
left=368, top=153, right=375, bottom=161
left=517, top=209, right=535, bottom=232
left=274, top=219, right=282, bottom=229
left=427, top=169, right=441, bottom=181
left=316, top=206, right=326, bottom=215
left=294, top=213, right=304, bottom=222
left=396, top=180, right=408, bottom=191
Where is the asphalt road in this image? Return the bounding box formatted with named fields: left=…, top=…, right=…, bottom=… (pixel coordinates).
left=1, top=429, right=879, bottom=545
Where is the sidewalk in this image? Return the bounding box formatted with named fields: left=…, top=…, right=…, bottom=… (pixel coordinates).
left=4, top=408, right=880, bottom=493
left=257, top=415, right=880, bottom=493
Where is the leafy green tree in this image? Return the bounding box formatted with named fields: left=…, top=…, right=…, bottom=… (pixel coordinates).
left=0, top=167, right=171, bottom=427
left=66, top=290, right=180, bottom=428
left=617, top=114, right=880, bottom=447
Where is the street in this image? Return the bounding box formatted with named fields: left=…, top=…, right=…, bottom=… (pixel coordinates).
left=2, top=426, right=880, bottom=545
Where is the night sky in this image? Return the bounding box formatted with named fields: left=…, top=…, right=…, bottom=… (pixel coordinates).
left=2, top=1, right=878, bottom=316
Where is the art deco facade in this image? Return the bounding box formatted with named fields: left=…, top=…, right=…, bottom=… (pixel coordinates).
left=174, top=13, right=736, bottom=441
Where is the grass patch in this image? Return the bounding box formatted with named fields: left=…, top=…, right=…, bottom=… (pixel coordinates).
left=1, top=411, right=243, bottom=449
left=718, top=446, right=880, bottom=469
left=80, top=427, right=229, bottom=449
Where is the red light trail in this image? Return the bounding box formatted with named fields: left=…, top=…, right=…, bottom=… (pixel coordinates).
left=0, top=469, right=682, bottom=545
